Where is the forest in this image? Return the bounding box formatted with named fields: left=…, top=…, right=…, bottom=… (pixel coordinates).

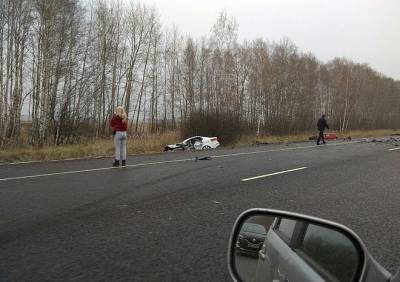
left=1, top=0, right=399, bottom=147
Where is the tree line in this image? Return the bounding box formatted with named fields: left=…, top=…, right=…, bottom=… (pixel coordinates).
left=1, top=0, right=399, bottom=146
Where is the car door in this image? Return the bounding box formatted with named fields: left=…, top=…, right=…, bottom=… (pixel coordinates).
left=293, top=223, right=361, bottom=282
left=193, top=136, right=203, bottom=149
left=255, top=218, right=324, bottom=282
left=182, top=137, right=196, bottom=148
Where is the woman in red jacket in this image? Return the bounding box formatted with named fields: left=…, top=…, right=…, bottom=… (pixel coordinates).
left=110, top=106, right=128, bottom=167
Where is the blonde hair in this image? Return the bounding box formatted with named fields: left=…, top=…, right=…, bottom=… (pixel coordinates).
left=115, top=106, right=127, bottom=123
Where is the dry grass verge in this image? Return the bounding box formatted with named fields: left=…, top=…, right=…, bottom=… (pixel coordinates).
left=1, top=129, right=399, bottom=163
left=0, top=132, right=179, bottom=163
left=234, top=129, right=400, bottom=147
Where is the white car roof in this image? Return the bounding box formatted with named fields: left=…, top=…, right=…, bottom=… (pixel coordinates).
left=182, top=136, right=206, bottom=143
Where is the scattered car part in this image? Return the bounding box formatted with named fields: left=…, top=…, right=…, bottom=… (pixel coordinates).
left=195, top=156, right=212, bottom=161
left=362, top=136, right=400, bottom=147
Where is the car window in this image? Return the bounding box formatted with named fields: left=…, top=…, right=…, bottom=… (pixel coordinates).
left=275, top=218, right=296, bottom=241
left=242, top=223, right=267, bottom=235
left=298, top=224, right=360, bottom=282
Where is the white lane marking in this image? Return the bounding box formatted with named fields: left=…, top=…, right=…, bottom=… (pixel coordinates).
left=0, top=155, right=111, bottom=166
left=0, top=158, right=194, bottom=182
left=0, top=141, right=357, bottom=182
left=0, top=141, right=360, bottom=166
left=388, top=147, right=400, bottom=151
left=241, top=167, right=308, bottom=182
left=211, top=141, right=359, bottom=159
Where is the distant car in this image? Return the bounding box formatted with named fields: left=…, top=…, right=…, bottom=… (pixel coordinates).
left=236, top=222, right=267, bottom=257
left=324, top=132, right=338, bottom=140
left=309, top=132, right=338, bottom=141
left=164, top=136, right=220, bottom=151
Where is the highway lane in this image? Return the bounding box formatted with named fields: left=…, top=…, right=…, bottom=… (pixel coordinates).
left=0, top=140, right=399, bottom=281
left=0, top=140, right=361, bottom=179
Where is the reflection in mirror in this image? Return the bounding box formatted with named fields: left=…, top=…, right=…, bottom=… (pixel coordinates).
left=235, top=215, right=272, bottom=281
left=234, top=214, right=362, bottom=282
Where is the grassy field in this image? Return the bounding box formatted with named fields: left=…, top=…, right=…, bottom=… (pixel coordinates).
left=0, top=129, right=398, bottom=163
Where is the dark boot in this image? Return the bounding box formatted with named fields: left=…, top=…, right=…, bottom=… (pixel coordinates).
left=122, top=160, right=126, bottom=167
left=112, top=160, right=120, bottom=167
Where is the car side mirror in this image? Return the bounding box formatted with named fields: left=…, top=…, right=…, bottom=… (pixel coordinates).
left=228, top=209, right=392, bottom=282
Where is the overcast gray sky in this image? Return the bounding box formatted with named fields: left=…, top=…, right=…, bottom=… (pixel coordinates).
left=139, top=0, right=400, bottom=80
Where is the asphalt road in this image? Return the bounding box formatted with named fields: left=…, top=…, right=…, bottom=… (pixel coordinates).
left=0, top=140, right=399, bottom=281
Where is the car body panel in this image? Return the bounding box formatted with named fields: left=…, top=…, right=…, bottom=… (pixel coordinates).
left=255, top=227, right=324, bottom=282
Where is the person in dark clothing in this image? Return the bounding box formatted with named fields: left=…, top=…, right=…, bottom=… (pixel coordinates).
left=317, top=114, right=329, bottom=145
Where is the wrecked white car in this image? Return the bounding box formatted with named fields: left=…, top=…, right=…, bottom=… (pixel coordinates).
left=164, top=136, right=220, bottom=151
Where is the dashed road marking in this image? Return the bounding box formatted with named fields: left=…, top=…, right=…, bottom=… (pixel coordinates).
left=241, top=167, right=308, bottom=182
left=388, top=147, right=400, bottom=151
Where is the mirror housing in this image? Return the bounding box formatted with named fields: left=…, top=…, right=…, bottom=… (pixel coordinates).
left=228, top=209, right=392, bottom=282
left=391, top=268, right=400, bottom=282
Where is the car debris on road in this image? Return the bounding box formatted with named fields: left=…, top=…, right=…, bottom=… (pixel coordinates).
left=194, top=156, right=212, bottom=161
left=362, top=136, right=400, bottom=146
